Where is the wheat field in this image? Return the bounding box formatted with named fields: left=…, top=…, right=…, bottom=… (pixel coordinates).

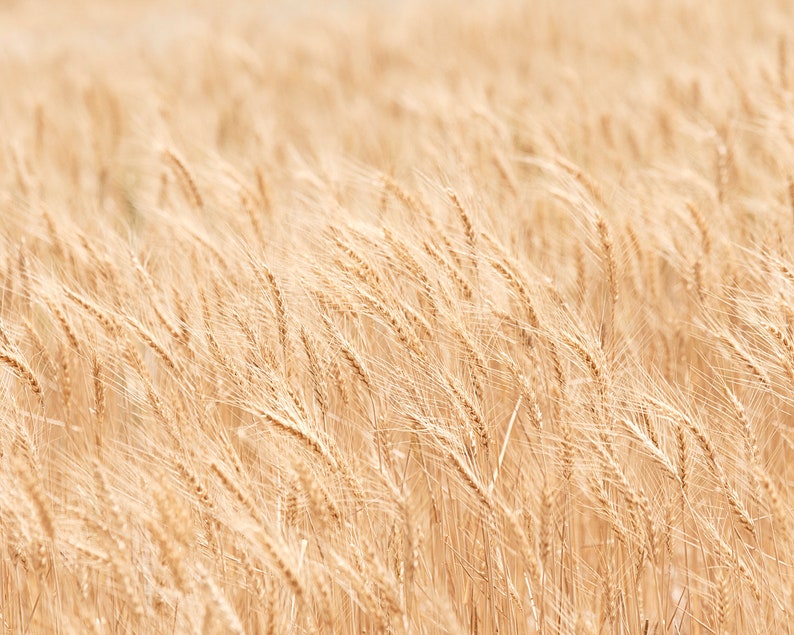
left=2, top=0, right=794, bottom=633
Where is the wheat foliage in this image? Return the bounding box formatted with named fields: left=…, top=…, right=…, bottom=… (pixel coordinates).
left=2, top=0, right=794, bottom=633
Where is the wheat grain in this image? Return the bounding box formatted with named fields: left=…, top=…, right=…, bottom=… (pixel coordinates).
left=162, top=149, right=204, bottom=210
left=0, top=2, right=792, bottom=632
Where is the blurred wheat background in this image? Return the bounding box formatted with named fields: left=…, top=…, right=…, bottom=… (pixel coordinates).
left=2, top=0, right=794, bottom=633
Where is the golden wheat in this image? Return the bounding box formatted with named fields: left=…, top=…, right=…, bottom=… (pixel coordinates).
left=3, top=0, right=794, bottom=633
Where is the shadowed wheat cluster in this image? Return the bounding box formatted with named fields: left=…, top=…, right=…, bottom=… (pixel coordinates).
left=1, top=0, right=794, bottom=633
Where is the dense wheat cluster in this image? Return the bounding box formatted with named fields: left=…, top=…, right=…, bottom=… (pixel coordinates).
left=3, top=0, right=794, bottom=632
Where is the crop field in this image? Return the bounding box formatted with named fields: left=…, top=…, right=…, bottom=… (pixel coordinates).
left=2, top=0, right=794, bottom=632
